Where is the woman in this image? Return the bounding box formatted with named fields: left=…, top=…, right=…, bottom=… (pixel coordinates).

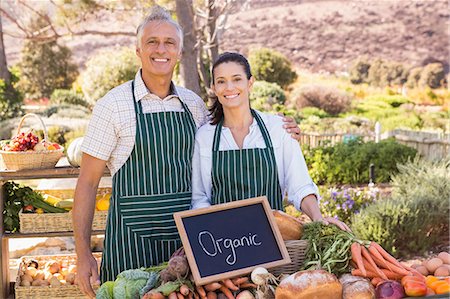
left=191, top=52, right=349, bottom=231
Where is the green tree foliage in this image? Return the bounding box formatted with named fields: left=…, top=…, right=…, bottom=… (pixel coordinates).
left=351, top=159, right=449, bottom=256
left=0, top=69, right=23, bottom=121
left=249, top=48, right=297, bottom=88
left=50, top=89, right=89, bottom=108
left=349, top=56, right=371, bottom=84
left=18, top=17, right=78, bottom=99
left=367, top=59, right=409, bottom=87
left=250, top=81, right=286, bottom=111
left=80, top=47, right=140, bottom=103
left=418, top=63, right=446, bottom=89
left=406, top=67, right=423, bottom=88
left=303, top=138, right=417, bottom=185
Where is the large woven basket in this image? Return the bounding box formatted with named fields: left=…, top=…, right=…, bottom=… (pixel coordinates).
left=20, top=210, right=107, bottom=233
left=270, top=240, right=308, bottom=276
left=20, top=188, right=111, bottom=233
left=0, top=113, right=63, bottom=170
left=15, top=253, right=101, bottom=299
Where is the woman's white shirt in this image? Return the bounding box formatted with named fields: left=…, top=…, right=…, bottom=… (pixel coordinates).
left=191, top=110, right=319, bottom=210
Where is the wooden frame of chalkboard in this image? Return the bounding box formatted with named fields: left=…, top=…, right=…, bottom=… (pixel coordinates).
left=174, top=196, right=290, bottom=285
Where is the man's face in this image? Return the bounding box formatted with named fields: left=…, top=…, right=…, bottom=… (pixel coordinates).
left=136, top=21, right=181, bottom=78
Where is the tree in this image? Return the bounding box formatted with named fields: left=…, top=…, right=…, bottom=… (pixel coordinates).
left=1, top=0, right=247, bottom=97
left=0, top=15, right=10, bottom=83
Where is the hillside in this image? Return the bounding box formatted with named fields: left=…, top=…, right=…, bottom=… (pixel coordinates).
left=3, top=0, right=449, bottom=73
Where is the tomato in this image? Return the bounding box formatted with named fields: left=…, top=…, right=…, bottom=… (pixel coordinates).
left=404, top=281, right=427, bottom=297
left=23, top=205, right=34, bottom=213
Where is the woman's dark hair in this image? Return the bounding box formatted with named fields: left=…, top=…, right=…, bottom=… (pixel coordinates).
left=209, top=52, right=252, bottom=125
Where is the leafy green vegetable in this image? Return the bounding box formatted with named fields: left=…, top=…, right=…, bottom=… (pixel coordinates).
left=139, top=272, right=159, bottom=297
left=152, top=279, right=194, bottom=296
left=113, top=268, right=152, bottom=299
left=96, top=281, right=114, bottom=299
left=301, top=222, right=366, bottom=276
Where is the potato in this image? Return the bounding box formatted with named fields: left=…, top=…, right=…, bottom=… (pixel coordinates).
left=65, top=273, right=76, bottom=284
left=434, top=265, right=450, bottom=277
left=34, top=270, right=45, bottom=281
left=21, top=274, right=33, bottom=283
left=31, top=279, right=44, bottom=286
left=416, top=265, right=429, bottom=276
left=438, top=252, right=450, bottom=264
left=425, top=258, right=443, bottom=273
left=20, top=280, right=31, bottom=287
left=410, top=263, right=421, bottom=269
left=45, top=261, right=61, bottom=274
left=25, top=267, right=37, bottom=278
left=68, top=265, right=77, bottom=274
left=49, top=276, right=62, bottom=287
left=40, top=280, right=50, bottom=286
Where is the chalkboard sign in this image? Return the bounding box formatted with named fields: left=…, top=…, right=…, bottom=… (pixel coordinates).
left=174, top=196, right=290, bottom=285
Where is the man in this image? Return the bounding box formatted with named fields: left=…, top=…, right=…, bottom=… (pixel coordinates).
left=73, top=6, right=300, bottom=298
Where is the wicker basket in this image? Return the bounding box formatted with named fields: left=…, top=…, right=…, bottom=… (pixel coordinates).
left=0, top=113, right=63, bottom=170
left=270, top=240, right=308, bottom=276
left=15, top=253, right=101, bottom=299
left=20, top=188, right=111, bottom=233
left=20, top=210, right=107, bottom=233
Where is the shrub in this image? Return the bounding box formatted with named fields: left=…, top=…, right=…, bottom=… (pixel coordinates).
left=250, top=81, right=286, bottom=111
left=367, top=59, right=409, bottom=87
left=0, top=69, right=23, bottom=121
left=42, top=104, right=91, bottom=119
left=319, top=186, right=380, bottom=224
left=303, top=138, right=417, bottom=185
left=351, top=159, right=450, bottom=256
left=18, top=18, right=78, bottom=99
left=80, top=47, right=140, bottom=103
left=418, top=63, right=446, bottom=89
left=248, top=48, right=297, bottom=88
left=349, top=57, right=371, bottom=84
left=406, top=67, right=423, bottom=88
left=50, top=89, right=89, bottom=108
left=299, top=107, right=329, bottom=119
left=292, top=85, right=352, bottom=116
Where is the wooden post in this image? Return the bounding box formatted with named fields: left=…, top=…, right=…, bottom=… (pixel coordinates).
left=0, top=181, right=9, bottom=298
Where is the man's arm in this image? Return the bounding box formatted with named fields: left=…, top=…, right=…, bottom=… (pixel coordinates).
left=73, top=153, right=107, bottom=298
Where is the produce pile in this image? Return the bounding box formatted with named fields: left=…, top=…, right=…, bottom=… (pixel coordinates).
left=97, top=248, right=268, bottom=299
left=1, top=131, right=62, bottom=152
left=3, top=181, right=111, bottom=232
left=18, top=257, right=82, bottom=287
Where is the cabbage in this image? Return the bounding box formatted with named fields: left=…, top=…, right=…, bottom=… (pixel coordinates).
left=112, top=269, right=152, bottom=299
left=96, top=281, right=114, bottom=299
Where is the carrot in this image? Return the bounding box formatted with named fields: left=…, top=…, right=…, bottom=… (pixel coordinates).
left=204, top=282, right=222, bottom=292
left=219, top=285, right=235, bottom=299
left=351, top=242, right=366, bottom=276
left=380, top=269, right=404, bottom=280
left=169, top=292, right=178, bottom=299
left=196, top=286, right=207, bottom=298
left=207, top=292, right=218, bottom=299
left=371, top=277, right=385, bottom=287
left=368, top=243, right=393, bottom=272
left=370, top=242, right=407, bottom=270
left=232, top=277, right=249, bottom=286
left=187, top=292, right=193, bottom=299
left=239, top=282, right=257, bottom=289
left=193, top=292, right=200, bottom=299
left=222, top=279, right=239, bottom=291
left=177, top=292, right=185, bottom=299
left=361, top=245, right=388, bottom=280
left=352, top=268, right=378, bottom=278
left=180, top=285, right=190, bottom=296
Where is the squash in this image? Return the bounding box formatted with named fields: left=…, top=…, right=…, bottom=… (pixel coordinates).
left=67, top=137, right=84, bottom=167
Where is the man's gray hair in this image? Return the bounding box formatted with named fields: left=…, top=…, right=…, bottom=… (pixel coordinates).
left=136, top=5, right=184, bottom=50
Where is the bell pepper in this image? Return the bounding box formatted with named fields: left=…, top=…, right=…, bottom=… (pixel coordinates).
left=435, top=283, right=450, bottom=295
left=403, top=281, right=427, bottom=297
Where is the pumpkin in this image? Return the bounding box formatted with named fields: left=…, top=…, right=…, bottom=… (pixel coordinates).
left=67, top=137, right=84, bottom=167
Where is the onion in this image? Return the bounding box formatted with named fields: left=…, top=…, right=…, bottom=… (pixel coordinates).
left=375, top=280, right=405, bottom=299
left=251, top=267, right=269, bottom=286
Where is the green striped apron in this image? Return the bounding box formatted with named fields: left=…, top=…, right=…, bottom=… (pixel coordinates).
left=211, top=109, right=283, bottom=210
left=100, top=81, right=196, bottom=282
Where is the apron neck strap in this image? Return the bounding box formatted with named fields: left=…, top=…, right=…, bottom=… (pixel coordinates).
left=212, top=109, right=273, bottom=151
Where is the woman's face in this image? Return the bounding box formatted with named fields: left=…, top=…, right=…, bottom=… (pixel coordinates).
left=212, top=62, right=254, bottom=111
